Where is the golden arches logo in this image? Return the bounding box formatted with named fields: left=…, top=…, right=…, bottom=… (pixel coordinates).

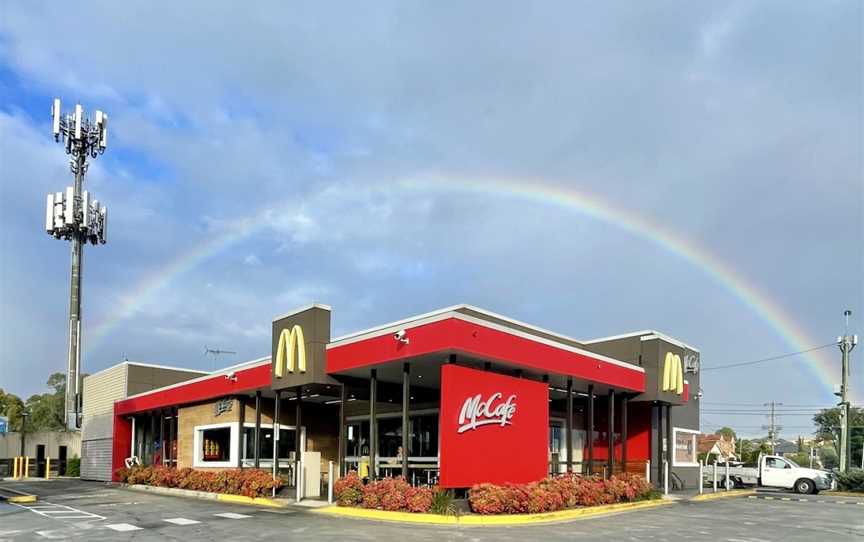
left=275, top=325, right=306, bottom=376
left=661, top=352, right=683, bottom=395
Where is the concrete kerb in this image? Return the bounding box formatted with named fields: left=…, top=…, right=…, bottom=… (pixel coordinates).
left=0, top=485, right=38, bottom=504
left=311, top=499, right=673, bottom=526
left=690, top=489, right=756, bottom=502
left=123, top=484, right=288, bottom=508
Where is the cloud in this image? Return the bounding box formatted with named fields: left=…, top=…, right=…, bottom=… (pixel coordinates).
left=0, top=2, right=861, bottom=421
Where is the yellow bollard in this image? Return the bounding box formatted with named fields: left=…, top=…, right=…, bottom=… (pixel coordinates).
left=12, top=456, right=18, bottom=478
left=24, top=456, right=30, bottom=478
left=46, top=457, right=51, bottom=480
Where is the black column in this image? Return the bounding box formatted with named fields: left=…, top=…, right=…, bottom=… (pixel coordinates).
left=295, top=386, right=303, bottom=473
left=586, top=385, right=594, bottom=475
left=665, top=404, right=673, bottom=486
left=254, top=391, right=262, bottom=468
left=159, top=410, right=165, bottom=466
left=566, top=378, right=573, bottom=473
left=369, top=369, right=377, bottom=480
left=338, top=384, right=347, bottom=476
left=402, top=363, right=410, bottom=480
left=621, top=396, right=628, bottom=472
left=607, top=389, right=615, bottom=478
left=655, top=403, right=663, bottom=486
left=273, top=390, right=281, bottom=472
left=167, top=409, right=175, bottom=466
left=237, top=396, right=246, bottom=468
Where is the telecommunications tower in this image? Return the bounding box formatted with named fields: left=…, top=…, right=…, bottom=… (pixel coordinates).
left=45, top=99, right=109, bottom=430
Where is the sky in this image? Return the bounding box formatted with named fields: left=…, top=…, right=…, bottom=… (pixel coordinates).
left=0, top=2, right=861, bottom=438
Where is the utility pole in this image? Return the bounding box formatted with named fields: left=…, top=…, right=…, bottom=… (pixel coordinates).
left=45, top=99, right=110, bottom=430
left=762, top=401, right=783, bottom=454
left=836, top=310, right=857, bottom=473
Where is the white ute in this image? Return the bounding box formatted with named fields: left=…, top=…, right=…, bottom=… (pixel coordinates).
left=704, top=454, right=834, bottom=494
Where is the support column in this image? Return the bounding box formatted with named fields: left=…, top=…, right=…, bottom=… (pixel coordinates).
left=586, top=385, right=594, bottom=475
left=665, top=404, right=673, bottom=488
left=167, top=409, right=174, bottom=466
left=566, top=378, right=573, bottom=473
left=295, top=386, right=303, bottom=473
left=402, top=363, right=410, bottom=480
left=237, top=396, right=246, bottom=469
left=273, top=390, right=281, bottom=480
left=338, top=384, right=346, bottom=476
left=655, top=403, right=663, bottom=486
left=254, top=391, right=262, bottom=469
left=370, top=369, right=377, bottom=480
left=607, top=389, right=615, bottom=477
left=159, top=411, right=165, bottom=466
left=621, top=396, right=628, bottom=472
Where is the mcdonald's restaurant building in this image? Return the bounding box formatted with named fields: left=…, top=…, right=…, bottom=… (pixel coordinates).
left=108, top=304, right=702, bottom=493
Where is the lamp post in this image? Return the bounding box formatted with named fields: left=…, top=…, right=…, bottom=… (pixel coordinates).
left=45, top=99, right=110, bottom=430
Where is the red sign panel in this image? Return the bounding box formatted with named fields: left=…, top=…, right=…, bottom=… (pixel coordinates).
left=439, top=364, right=549, bottom=488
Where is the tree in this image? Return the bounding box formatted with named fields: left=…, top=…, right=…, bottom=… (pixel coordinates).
left=813, top=407, right=864, bottom=468
left=0, top=373, right=69, bottom=433
left=0, top=389, right=25, bottom=431
left=25, top=373, right=67, bottom=432
left=714, top=427, right=737, bottom=441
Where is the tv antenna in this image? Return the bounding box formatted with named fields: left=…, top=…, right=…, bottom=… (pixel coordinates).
left=204, top=346, right=237, bottom=358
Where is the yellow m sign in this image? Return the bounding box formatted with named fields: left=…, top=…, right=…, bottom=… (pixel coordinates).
left=275, top=325, right=307, bottom=376
left=661, top=352, right=683, bottom=395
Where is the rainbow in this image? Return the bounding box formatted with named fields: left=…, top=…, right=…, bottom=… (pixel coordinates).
left=85, top=174, right=846, bottom=400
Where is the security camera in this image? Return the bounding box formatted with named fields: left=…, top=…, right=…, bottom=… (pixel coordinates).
left=393, top=329, right=409, bottom=344
left=225, top=372, right=237, bottom=382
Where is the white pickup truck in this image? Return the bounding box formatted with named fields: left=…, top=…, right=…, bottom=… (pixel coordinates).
left=703, top=454, right=834, bottom=494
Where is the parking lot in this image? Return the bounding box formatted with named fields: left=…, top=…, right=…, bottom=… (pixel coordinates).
left=0, top=479, right=861, bottom=541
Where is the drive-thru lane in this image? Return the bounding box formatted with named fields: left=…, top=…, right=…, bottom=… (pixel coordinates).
left=0, top=480, right=860, bottom=541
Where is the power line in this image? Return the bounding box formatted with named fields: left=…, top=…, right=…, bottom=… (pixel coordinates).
left=701, top=343, right=836, bottom=371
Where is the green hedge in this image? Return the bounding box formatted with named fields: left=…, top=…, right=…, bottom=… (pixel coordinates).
left=66, top=456, right=80, bottom=477
left=836, top=469, right=864, bottom=492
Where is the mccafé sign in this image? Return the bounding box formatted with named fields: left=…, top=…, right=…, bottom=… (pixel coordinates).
left=458, top=393, right=517, bottom=433
left=439, top=365, right=548, bottom=488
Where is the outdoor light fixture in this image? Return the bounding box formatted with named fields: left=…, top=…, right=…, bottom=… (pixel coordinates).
left=45, top=98, right=110, bottom=430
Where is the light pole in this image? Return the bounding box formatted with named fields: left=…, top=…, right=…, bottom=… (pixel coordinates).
left=836, top=310, right=857, bottom=473
left=45, top=99, right=109, bottom=430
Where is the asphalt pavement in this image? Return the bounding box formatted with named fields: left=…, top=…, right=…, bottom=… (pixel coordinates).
left=0, top=479, right=861, bottom=541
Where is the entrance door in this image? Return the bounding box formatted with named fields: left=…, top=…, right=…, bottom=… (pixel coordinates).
left=36, top=445, right=46, bottom=477
left=58, top=446, right=68, bottom=476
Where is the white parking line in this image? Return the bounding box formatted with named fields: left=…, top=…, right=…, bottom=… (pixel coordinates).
left=214, top=512, right=252, bottom=519
left=105, top=523, right=142, bottom=532
left=164, top=517, right=201, bottom=525
left=12, top=501, right=104, bottom=521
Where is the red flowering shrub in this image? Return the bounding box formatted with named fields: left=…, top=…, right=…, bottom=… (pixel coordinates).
left=334, top=471, right=364, bottom=506
left=468, top=473, right=655, bottom=515
left=405, top=486, right=434, bottom=513
left=333, top=473, right=438, bottom=513
left=115, top=466, right=282, bottom=498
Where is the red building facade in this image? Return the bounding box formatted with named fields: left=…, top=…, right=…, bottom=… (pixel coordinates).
left=111, top=304, right=700, bottom=490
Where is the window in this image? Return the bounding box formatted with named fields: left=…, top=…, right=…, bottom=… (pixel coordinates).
left=242, top=425, right=300, bottom=464
left=201, top=428, right=231, bottom=462
left=344, top=412, right=439, bottom=461
left=193, top=422, right=238, bottom=467
left=672, top=428, right=699, bottom=467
